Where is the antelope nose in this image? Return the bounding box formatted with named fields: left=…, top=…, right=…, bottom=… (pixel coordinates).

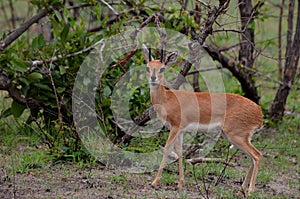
left=151, top=69, right=156, bottom=82
left=151, top=74, right=156, bottom=82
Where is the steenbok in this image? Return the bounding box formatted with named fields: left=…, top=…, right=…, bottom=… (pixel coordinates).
left=143, top=47, right=263, bottom=196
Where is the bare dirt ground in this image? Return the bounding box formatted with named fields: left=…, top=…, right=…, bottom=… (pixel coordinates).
left=0, top=161, right=298, bottom=199
left=0, top=128, right=298, bottom=199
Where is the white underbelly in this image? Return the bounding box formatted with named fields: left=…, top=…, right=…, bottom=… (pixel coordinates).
left=181, top=122, right=222, bottom=132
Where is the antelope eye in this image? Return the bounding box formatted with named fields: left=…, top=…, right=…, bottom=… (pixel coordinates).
left=146, top=66, right=150, bottom=73
left=159, top=67, right=165, bottom=73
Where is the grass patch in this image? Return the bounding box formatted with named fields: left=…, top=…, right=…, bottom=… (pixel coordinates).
left=12, top=150, right=53, bottom=173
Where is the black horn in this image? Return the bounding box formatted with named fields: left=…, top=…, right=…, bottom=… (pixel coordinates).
left=160, top=49, right=164, bottom=63
left=148, top=48, right=152, bottom=61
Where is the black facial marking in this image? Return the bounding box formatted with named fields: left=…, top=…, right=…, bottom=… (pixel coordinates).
left=151, top=68, right=156, bottom=81
left=159, top=67, right=165, bottom=73
left=146, top=66, right=150, bottom=73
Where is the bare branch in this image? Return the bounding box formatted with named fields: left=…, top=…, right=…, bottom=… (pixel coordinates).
left=0, top=9, right=50, bottom=50
left=111, top=49, right=138, bottom=71
left=278, top=0, right=285, bottom=81
left=193, top=0, right=230, bottom=45
left=0, top=68, right=44, bottom=108
left=219, top=43, right=241, bottom=52
left=213, top=28, right=242, bottom=34
left=202, top=43, right=259, bottom=103
left=46, top=52, right=63, bottom=124
left=186, top=66, right=223, bottom=75
left=0, top=3, right=92, bottom=50
left=130, top=15, right=156, bottom=41
left=98, top=0, right=119, bottom=15
left=195, top=0, right=211, bottom=9
left=186, top=157, right=236, bottom=167
left=28, top=39, right=105, bottom=71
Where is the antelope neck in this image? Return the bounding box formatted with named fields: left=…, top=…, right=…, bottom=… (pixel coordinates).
left=150, top=83, right=167, bottom=105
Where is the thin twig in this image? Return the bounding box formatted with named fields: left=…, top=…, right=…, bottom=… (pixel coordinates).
left=195, top=0, right=211, bottom=9
left=215, top=148, right=239, bottom=186
left=192, top=165, right=204, bottom=198
left=187, top=157, right=236, bottom=167
left=186, top=66, right=223, bottom=76
left=130, top=15, right=156, bottom=41
left=28, top=39, right=105, bottom=71
left=46, top=51, right=62, bottom=125
left=98, top=0, right=119, bottom=15
left=242, top=65, right=283, bottom=86
left=219, top=43, right=241, bottom=52
left=213, top=28, right=242, bottom=34
left=111, top=49, right=138, bottom=70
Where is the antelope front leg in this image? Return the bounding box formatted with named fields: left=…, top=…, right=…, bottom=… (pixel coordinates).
left=151, top=127, right=180, bottom=187
left=175, top=133, right=183, bottom=188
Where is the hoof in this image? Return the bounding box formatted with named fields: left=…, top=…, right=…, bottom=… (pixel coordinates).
left=151, top=181, right=159, bottom=189
left=236, top=189, right=246, bottom=198
left=177, top=183, right=183, bottom=189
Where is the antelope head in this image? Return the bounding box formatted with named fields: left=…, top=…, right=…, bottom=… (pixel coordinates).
left=142, top=46, right=178, bottom=86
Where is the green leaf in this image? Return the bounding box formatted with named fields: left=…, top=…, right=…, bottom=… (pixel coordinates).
left=11, top=101, right=26, bottom=118
left=51, top=18, right=61, bottom=37
left=19, top=77, right=30, bottom=85
left=1, top=108, right=12, bottom=118
left=60, top=24, right=69, bottom=42
left=32, top=34, right=46, bottom=49
left=32, top=37, right=38, bottom=49
left=57, top=87, right=65, bottom=93
left=11, top=58, right=27, bottom=72
left=103, top=87, right=111, bottom=97
left=247, top=21, right=255, bottom=30
left=59, top=65, right=66, bottom=75
left=37, top=34, right=46, bottom=47
left=27, top=72, right=43, bottom=81
left=33, top=83, right=52, bottom=91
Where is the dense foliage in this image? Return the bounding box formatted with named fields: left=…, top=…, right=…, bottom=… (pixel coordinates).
left=0, top=0, right=299, bottom=160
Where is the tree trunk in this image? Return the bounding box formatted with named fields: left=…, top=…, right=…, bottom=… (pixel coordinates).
left=238, top=0, right=255, bottom=68
left=237, top=0, right=260, bottom=104
left=203, top=0, right=261, bottom=104
left=269, top=0, right=300, bottom=121
left=278, top=0, right=285, bottom=81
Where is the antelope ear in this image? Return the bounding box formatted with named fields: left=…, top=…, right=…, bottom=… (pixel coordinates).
left=164, top=51, right=178, bottom=66
left=142, top=44, right=153, bottom=62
